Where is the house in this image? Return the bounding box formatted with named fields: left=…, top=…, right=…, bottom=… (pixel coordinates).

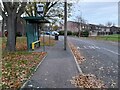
left=110, top=26, right=120, bottom=34
left=89, top=24, right=112, bottom=36
left=61, top=21, right=89, bottom=32
left=66, top=21, right=79, bottom=32
left=61, top=21, right=120, bottom=36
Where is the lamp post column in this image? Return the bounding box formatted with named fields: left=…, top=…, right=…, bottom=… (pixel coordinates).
left=64, top=0, right=67, bottom=50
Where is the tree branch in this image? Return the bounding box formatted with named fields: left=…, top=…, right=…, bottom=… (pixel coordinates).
left=0, top=7, right=7, bottom=19
left=44, top=2, right=51, bottom=15
left=13, top=2, right=20, bottom=13
left=44, top=2, right=58, bottom=16
left=25, top=9, right=31, bottom=16
left=17, top=2, right=27, bottom=17
left=2, top=0, right=12, bottom=14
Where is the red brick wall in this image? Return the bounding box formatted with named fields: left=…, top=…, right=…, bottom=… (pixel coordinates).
left=62, top=21, right=79, bottom=32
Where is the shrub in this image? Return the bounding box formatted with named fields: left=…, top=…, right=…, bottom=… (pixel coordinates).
left=73, top=32, right=78, bottom=36
left=67, top=31, right=72, bottom=35
left=59, top=31, right=73, bottom=36
left=58, top=31, right=64, bottom=35
left=80, top=31, right=89, bottom=37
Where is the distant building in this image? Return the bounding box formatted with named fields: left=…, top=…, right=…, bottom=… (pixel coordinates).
left=61, top=21, right=89, bottom=32
left=61, top=21, right=120, bottom=36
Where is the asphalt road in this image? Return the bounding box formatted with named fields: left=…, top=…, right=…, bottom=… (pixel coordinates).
left=68, top=36, right=119, bottom=88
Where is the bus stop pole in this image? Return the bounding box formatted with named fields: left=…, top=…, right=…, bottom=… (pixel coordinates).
left=43, top=30, right=45, bottom=52
left=49, top=24, right=50, bottom=46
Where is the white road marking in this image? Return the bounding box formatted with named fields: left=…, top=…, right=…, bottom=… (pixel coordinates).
left=78, top=46, right=101, bottom=50
left=95, top=46, right=101, bottom=49
left=84, top=46, right=87, bottom=49
left=91, top=44, right=96, bottom=46
left=80, top=46, right=119, bottom=55
left=103, top=48, right=120, bottom=55
left=77, top=47, right=80, bottom=49
left=89, top=46, right=95, bottom=49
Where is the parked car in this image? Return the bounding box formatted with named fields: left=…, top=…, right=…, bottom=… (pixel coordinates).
left=52, top=31, right=59, bottom=36
left=46, top=31, right=51, bottom=35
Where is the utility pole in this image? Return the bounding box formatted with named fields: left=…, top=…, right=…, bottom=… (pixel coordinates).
left=64, top=0, right=67, bottom=50
left=118, top=1, right=120, bottom=27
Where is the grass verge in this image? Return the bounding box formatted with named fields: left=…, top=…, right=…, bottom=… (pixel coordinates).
left=1, top=36, right=56, bottom=89
left=40, top=36, right=56, bottom=46
left=89, top=34, right=120, bottom=42
left=2, top=51, right=46, bottom=89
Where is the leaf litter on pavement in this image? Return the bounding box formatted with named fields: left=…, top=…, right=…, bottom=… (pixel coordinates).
left=68, top=42, right=85, bottom=64
left=68, top=42, right=107, bottom=88
left=70, top=74, right=107, bottom=88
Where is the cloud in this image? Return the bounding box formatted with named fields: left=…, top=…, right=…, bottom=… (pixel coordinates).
left=79, top=0, right=119, bottom=2
left=70, top=2, right=118, bottom=26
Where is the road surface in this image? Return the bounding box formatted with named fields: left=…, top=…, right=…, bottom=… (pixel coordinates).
left=68, top=36, right=119, bottom=88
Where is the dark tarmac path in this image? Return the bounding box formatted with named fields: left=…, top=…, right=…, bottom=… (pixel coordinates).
left=22, top=38, right=79, bottom=89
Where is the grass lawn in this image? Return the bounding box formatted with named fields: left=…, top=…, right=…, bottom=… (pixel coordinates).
left=1, top=36, right=55, bottom=89
left=89, top=34, right=120, bottom=42
left=40, top=36, right=56, bottom=46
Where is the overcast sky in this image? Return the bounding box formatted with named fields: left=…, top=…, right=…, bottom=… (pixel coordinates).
left=0, top=0, right=119, bottom=27
left=69, top=1, right=119, bottom=26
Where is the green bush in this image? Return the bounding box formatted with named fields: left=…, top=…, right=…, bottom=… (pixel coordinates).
left=80, top=31, right=89, bottom=37
left=67, top=31, right=72, bottom=35
left=59, top=31, right=73, bottom=36
left=58, top=31, right=64, bottom=35
left=73, top=32, right=78, bottom=36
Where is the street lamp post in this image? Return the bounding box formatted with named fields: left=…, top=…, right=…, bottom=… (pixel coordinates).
left=64, top=0, right=67, bottom=50
left=36, top=3, right=45, bottom=51
left=118, top=1, right=120, bottom=27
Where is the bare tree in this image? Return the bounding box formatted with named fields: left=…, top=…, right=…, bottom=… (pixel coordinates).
left=112, top=23, right=115, bottom=26
left=106, top=21, right=112, bottom=27
left=75, top=15, right=85, bottom=37
left=0, top=1, right=27, bottom=51
left=25, top=2, right=72, bottom=25
left=0, top=1, right=72, bottom=51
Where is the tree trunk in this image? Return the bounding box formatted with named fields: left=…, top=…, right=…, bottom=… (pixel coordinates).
left=78, top=29, right=81, bottom=37
left=1, top=18, right=5, bottom=37
left=6, top=12, right=17, bottom=51
left=77, top=23, right=81, bottom=37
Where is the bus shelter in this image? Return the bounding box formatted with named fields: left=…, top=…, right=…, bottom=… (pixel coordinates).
left=23, top=16, right=50, bottom=51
